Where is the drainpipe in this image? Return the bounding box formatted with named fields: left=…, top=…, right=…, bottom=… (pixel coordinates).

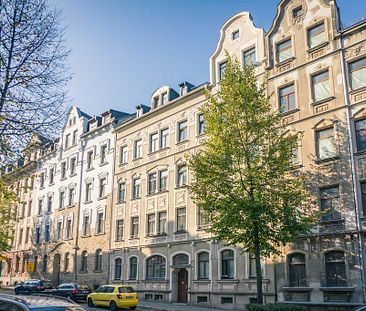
left=74, top=138, right=86, bottom=283
left=339, top=33, right=366, bottom=302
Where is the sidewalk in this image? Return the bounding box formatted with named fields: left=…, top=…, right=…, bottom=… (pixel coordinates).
left=138, top=300, right=229, bottom=311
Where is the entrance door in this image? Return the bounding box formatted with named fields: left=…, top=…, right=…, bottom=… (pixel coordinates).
left=52, top=254, right=61, bottom=286
left=177, top=268, right=188, bottom=303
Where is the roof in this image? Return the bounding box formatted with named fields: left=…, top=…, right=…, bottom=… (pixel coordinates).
left=76, top=107, right=92, bottom=120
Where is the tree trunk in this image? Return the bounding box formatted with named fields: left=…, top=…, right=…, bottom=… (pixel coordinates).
left=254, top=225, right=263, bottom=304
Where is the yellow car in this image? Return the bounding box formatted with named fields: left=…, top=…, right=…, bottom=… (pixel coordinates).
left=87, top=285, right=138, bottom=310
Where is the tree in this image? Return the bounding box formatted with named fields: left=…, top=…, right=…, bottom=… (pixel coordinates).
left=0, top=0, right=70, bottom=167
left=188, top=55, right=317, bottom=304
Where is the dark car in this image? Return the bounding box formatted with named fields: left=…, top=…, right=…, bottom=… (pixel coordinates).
left=49, top=283, right=92, bottom=301
left=14, top=279, right=53, bottom=295
left=0, top=293, right=88, bottom=310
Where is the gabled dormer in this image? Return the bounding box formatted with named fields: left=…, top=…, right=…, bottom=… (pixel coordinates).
left=150, top=85, right=179, bottom=110
left=210, top=12, right=265, bottom=86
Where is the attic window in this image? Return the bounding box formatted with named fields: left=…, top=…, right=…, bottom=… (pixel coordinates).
left=293, top=6, right=303, bottom=18
left=232, top=30, right=239, bottom=40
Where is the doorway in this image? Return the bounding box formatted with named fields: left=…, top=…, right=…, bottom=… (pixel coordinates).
left=177, top=268, right=188, bottom=303
left=52, top=254, right=61, bottom=286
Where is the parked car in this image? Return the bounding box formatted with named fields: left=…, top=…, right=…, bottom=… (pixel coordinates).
left=14, top=280, right=53, bottom=295
left=48, top=283, right=92, bottom=301
left=351, top=306, right=366, bottom=311
left=0, top=293, right=88, bottom=310
left=87, top=285, right=138, bottom=311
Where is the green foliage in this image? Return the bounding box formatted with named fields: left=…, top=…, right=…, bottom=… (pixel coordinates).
left=246, top=304, right=303, bottom=311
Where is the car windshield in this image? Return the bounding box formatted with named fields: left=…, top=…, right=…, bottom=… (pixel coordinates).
left=77, top=285, right=89, bottom=290
left=32, top=308, right=87, bottom=311
left=42, top=281, right=53, bottom=287
left=118, top=287, right=135, bottom=293
left=24, top=281, right=39, bottom=285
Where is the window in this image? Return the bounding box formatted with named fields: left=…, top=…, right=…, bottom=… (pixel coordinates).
left=149, top=132, right=159, bottom=153
left=308, top=23, right=325, bottom=49
left=148, top=173, right=157, bottom=194
left=115, top=219, right=124, bottom=241
left=158, top=211, right=167, bottom=235
left=198, top=252, right=209, bottom=279
left=99, top=178, right=106, bottom=198
left=162, top=92, right=168, bottom=105
left=44, top=224, right=50, bottom=242
left=147, top=214, right=155, bottom=236
left=83, top=214, right=90, bottom=236
left=95, top=249, right=102, bottom=271
left=132, top=178, right=141, bottom=199
left=221, top=250, right=234, bottom=279
left=40, top=173, right=45, bottom=188
left=160, top=128, right=169, bottom=149
left=177, top=165, right=187, bottom=187
left=312, top=71, right=330, bottom=102
left=96, top=212, right=104, bottom=234
left=114, top=258, right=122, bottom=280
left=134, top=140, right=142, bottom=159
left=243, top=48, right=256, bottom=66
left=159, top=170, right=168, bottom=191
left=221, top=297, right=233, bottom=304
left=325, top=251, right=346, bottom=287
left=131, top=217, right=139, bottom=238
left=232, top=30, right=239, bottom=40
left=198, top=114, right=205, bottom=135
left=42, top=255, right=48, bottom=273
left=197, top=296, right=208, bottom=304
left=118, top=182, right=126, bottom=202
left=64, top=253, right=70, bottom=272
left=293, top=6, right=303, bottom=18
left=120, top=146, right=128, bottom=164
left=56, top=221, right=62, bottom=240
left=66, top=218, right=72, bottom=239
left=129, top=257, right=138, bottom=280
left=292, top=146, right=301, bottom=166
left=320, top=186, right=341, bottom=221
left=70, top=158, right=76, bottom=175
left=176, top=207, right=186, bottom=232
left=219, top=61, right=227, bottom=81
left=21, top=203, right=26, bottom=218
left=86, top=151, right=93, bottom=170
left=355, top=119, right=366, bottom=152
left=65, top=134, right=70, bottom=149
left=288, top=253, right=306, bottom=287
left=100, top=145, right=107, bottom=164
left=349, top=58, right=366, bottom=90
left=18, top=228, right=23, bottom=245
left=47, top=196, right=52, bottom=213
left=276, top=39, right=293, bottom=63
left=153, top=97, right=160, bottom=108
left=177, top=120, right=188, bottom=142
left=61, top=162, right=66, bottom=179
left=81, top=251, right=88, bottom=272
left=72, top=130, right=78, bottom=145
left=146, top=255, right=166, bottom=279
left=279, top=84, right=296, bottom=113
left=59, top=191, right=65, bottom=209
left=38, top=199, right=43, bottom=215
left=27, top=200, right=32, bottom=217
left=316, top=128, right=336, bottom=160
left=68, top=188, right=75, bottom=206
left=361, top=182, right=366, bottom=216
left=85, top=182, right=92, bottom=202
left=173, top=254, right=189, bottom=266
left=197, top=207, right=208, bottom=229
left=25, top=227, right=30, bottom=244
left=49, top=168, right=54, bottom=185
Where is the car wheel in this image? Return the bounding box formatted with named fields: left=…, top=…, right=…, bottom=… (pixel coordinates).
left=130, top=307, right=136, bottom=310
left=87, top=298, right=94, bottom=307
left=14, top=290, right=19, bottom=295
left=110, top=300, right=118, bottom=311
left=66, top=294, right=72, bottom=300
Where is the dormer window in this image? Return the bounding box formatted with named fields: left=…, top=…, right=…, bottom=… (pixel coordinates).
left=136, top=106, right=143, bottom=118
left=162, top=93, right=168, bottom=105
left=232, top=30, right=239, bottom=40
left=293, top=6, right=303, bottom=18
left=153, top=97, right=159, bottom=108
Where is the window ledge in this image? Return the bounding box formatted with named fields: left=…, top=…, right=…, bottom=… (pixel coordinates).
left=70, top=173, right=77, bottom=177
left=84, top=200, right=92, bottom=204
left=176, top=139, right=189, bottom=145
left=85, top=167, right=94, bottom=172
left=99, top=162, right=108, bottom=167
left=280, top=108, right=300, bottom=117
left=275, top=56, right=296, bottom=67
left=142, top=279, right=168, bottom=283
left=80, top=234, right=91, bottom=238
left=307, top=41, right=329, bottom=53
left=116, top=200, right=126, bottom=204
left=97, top=196, right=107, bottom=201
left=119, top=162, right=128, bottom=167
left=320, top=218, right=345, bottom=225
left=216, top=279, right=239, bottom=283
left=174, top=230, right=187, bottom=234
left=79, top=271, right=88, bottom=274
left=311, top=96, right=336, bottom=106
left=315, top=156, right=340, bottom=164
left=114, top=239, right=124, bottom=242
left=49, top=183, right=55, bottom=186
left=60, top=177, right=67, bottom=181
left=125, top=280, right=138, bottom=283
left=349, top=85, right=366, bottom=95
left=130, top=236, right=139, bottom=240
left=354, top=150, right=366, bottom=156
left=282, top=287, right=313, bottom=292
left=319, top=287, right=355, bottom=292
left=133, top=157, right=143, bottom=161
left=131, top=197, right=141, bottom=201
left=175, top=185, right=188, bottom=190
left=93, top=270, right=103, bottom=273
left=193, top=279, right=210, bottom=283
left=94, top=232, right=105, bottom=236
left=67, top=204, right=75, bottom=208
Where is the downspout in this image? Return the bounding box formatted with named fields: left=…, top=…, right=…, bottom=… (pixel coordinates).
left=339, top=32, right=366, bottom=302
left=74, top=138, right=86, bottom=283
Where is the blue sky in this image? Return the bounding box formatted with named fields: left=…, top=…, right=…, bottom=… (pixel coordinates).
left=50, top=0, right=366, bottom=116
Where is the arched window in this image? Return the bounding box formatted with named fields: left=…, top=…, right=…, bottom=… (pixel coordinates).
left=221, top=250, right=234, bottom=279
left=95, top=249, right=102, bottom=271
left=288, top=253, right=306, bottom=287
left=197, top=252, right=209, bottom=279
left=146, top=255, right=166, bottom=279
left=325, top=251, right=346, bottom=287
left=129, top=257, right=138, bottom=280
left=64, top=253, right=70, bottom=272
left=173, top=254, right=189, bottom=266
left=42, top=255, right=48, bottom=273
left=80, top=251, right=88, bottom=272
left=114, top=258, right=122, bottom=280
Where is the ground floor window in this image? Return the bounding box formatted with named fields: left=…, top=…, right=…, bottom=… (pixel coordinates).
left=114, top=258, right=122, bottom=280
left=146, top=255, right=166, bottom=279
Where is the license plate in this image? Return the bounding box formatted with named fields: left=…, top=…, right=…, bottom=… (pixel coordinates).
left=82, top=290, right=89, bottom=293
left=126, top=296, right=133, bottom=300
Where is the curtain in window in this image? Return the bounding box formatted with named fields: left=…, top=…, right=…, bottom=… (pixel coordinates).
left=313, top=71, right=330, bottom=101
left=350, top=58, right=366, bottom=90
left=308, top=24, right=325, bottom=48
left=317, top=128, right=336, bottom=160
